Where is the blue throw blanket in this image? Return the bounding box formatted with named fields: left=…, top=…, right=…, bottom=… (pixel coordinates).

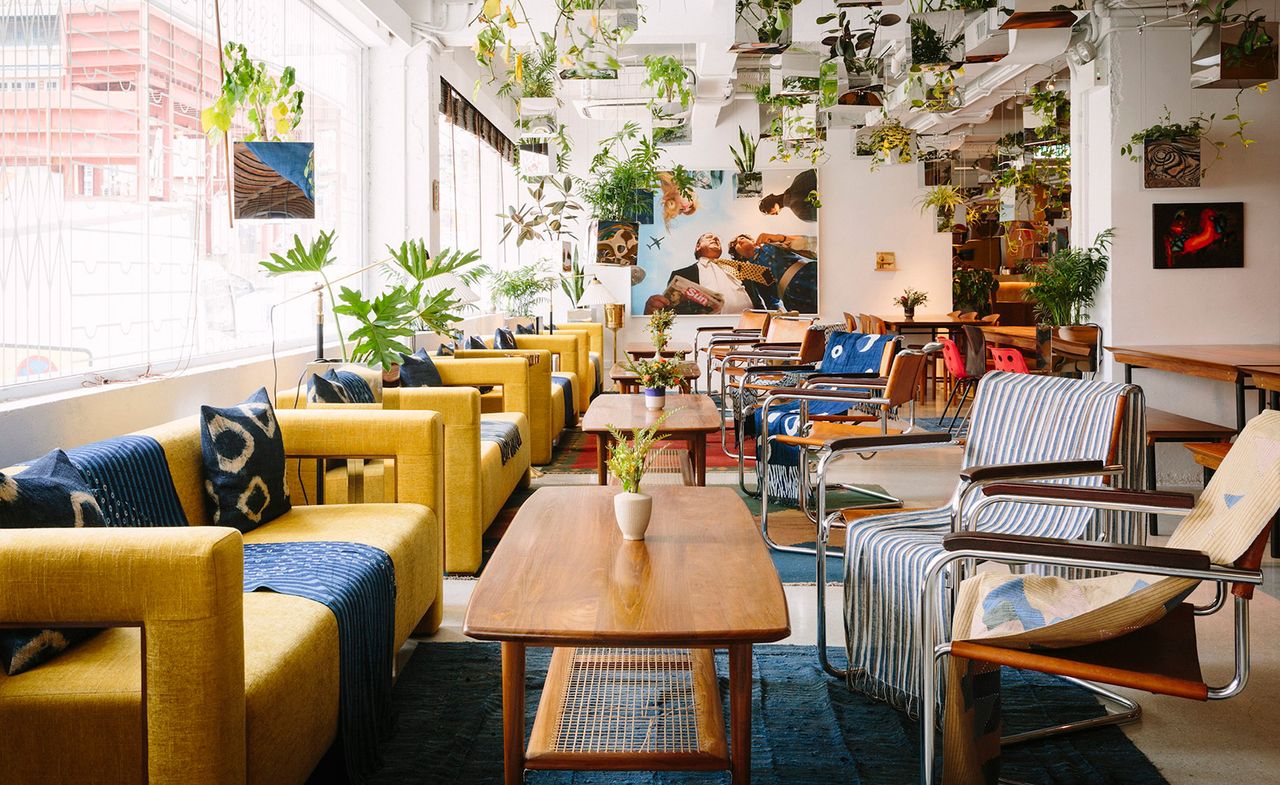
left=67, top=435, right=189, bottom=526
left=243, top=541, right=396, bottom=783
left=479, top=419, right=523, bottom=465
left=755, top=332, right=893, bottom=503
left=551, top=375, right=575, bottom=426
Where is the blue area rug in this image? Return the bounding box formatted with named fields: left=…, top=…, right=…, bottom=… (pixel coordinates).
left=363, top=644, right=1165, bottom=785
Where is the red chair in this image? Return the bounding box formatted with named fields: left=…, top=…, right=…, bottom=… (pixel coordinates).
left=989, top=347, right=1031, bottom=374
left=939, top=336, right=983, bottom=431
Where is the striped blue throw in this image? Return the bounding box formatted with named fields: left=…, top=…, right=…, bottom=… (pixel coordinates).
left=243, top=541, right=396, bottom=783
left=479, top=420, right=523, bottom=465
left=843, top=372, right=1145, bottom=717
left=551, top=375, right=575, bottom=426
left=66, top=435, right=188, bottom=526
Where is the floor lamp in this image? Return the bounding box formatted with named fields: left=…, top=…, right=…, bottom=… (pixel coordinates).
left=577, top=277, right=622, bottom=388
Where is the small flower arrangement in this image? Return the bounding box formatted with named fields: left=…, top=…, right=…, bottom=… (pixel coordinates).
left=646, top=307, right=675, bottom=352
left=606, top=412, right=671, bottom=493
left=893, top=288, right=929, bottom=310
left=625, top=356, right=684, bottom=391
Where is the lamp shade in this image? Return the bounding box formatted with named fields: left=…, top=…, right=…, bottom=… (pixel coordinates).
left=421, top=271, right=480, bottom=305
left=577, top=276, right=619, bottom=307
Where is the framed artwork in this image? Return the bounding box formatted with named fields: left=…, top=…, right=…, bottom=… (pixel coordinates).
left=232, top=142, right=314, bottom=219
left=631, top=168, right=819, bottom=315
left=1152, top=202, right=1243, bottom=269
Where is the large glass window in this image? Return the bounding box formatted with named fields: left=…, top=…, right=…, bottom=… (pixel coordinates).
left=0, top=0, right=364, bottom=393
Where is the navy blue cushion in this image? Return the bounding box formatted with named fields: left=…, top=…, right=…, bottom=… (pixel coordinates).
left=494, top=327, right=517, bottom=350
left=308, top=368, right=374, bottom=404
left=400, top=349, right=443, bottom=388
left=515, top=323, right=536, bottom=335
left=436, top=343, right=456, bottom=356
left=0, top=450, right=106, bottom=675
left=466, top=335, right=488, bottom=350
left=199, top=387, right=291, bottom=533
left=330, top=369, right=375, bottom=403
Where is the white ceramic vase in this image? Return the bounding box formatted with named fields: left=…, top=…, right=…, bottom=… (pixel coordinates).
left=614, top=492, right=653, bottom=540
left=644, top=387, right=666, bottom=410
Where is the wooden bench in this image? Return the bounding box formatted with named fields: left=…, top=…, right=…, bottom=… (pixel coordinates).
left=1146, top=409, right=1236, bottom=535
left=1183, top=441, right=1278, bottom=558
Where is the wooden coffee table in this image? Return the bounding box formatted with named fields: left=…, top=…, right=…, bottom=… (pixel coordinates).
left=609, top=361, right=702, bottom=394
left=580, top=393, right=721, bottom=486
left=625, top=340, right=693, bottom=359
left=463, top=486, right=790, bottom=784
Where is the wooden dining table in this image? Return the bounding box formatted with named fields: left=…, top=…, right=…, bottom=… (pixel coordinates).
left=982, top=325, right=1095, bottom=359
left=1243, top=365, right=1280, bottom=410
left=1108, top=345, right=1280, bottom=430
left=872, top=313, right=986, bottom=335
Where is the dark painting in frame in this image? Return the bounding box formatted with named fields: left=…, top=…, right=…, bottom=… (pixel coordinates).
left=1152, top=202, right=1243, bottom=269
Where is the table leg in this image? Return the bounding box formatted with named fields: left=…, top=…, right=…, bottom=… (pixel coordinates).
left=595, top=434, right=609, bottom=485
left=694, top=434, right=707, bottom=487
left=501, top=642, right=526, bottom=785
left=1146, top=440, right=1159, bottom=537
left=729, top=644, right=752, bottom=784
left=1236, top=376, right=1246, bottom=432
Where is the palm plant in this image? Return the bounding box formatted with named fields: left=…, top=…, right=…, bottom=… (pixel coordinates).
left=491, top=263, right=556, bottom=317
left=259, top=230, right=348, bottom=359
left=1024, top=229, right=1115, bottom=326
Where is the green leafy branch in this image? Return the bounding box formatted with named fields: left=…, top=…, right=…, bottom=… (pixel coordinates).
left=259, top=230, right=348, bottom=360
left=201, top=41, right=305, bottom=144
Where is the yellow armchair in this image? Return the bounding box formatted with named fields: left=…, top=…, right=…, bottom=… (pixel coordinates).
left=548, top=323, right=604, bottom=397
left=513, top=333, right=588, bottom=413
left=451, top=349, right=556, bottom=464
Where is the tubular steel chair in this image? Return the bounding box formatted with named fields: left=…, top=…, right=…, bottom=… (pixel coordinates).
left=690, top=309, right=773, bottom=392
left=754, top=344, right=939, bottom=555
left=709, top=315, right=817, bottom=417
left=808, top=373, right=1146, bottom=703
left=920, top=409, right=1280, bottom=785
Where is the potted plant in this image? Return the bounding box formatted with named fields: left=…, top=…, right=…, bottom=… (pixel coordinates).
left=904, top=67, right=964, bottom=114
left=1121, top=109, right=1222, bottom=188
left=646, top=308, right=675, bottom=354
left=1190, top=0, right=1278, bottom=88
left=907, top=8, right=967, bottom=70
left=624, top=356, right=685, bottom=410
left=917, top=184, right=968, bottom=233
left=730, top=126, right=762, bottom=198
left=1023, top=228, right=1114, bottom=342
left=1024, top=87, right=1069, bottom=144
left=733, top=0, right=795, bottom=54
left=893, top=288, right=929, bottom=319
left=581, top=123, right=694, bottom=264
left=385, top=241, right=488, bottom=347
left=952, top=267, right=998, bottom=316
left=819, top=6, right=900, bottom=88
left=861, top=118, right=916, bottom=169
left=491, top=263, right=556, bottom=318
left=642, top=54, right=693, bottom=121
left=606, top=412, right=671, bottom=539
left=259, top=230, right=347, bottom=358
left=561, top=249, right=593, bottom=321
left=201, top=41, right=312, bottom=220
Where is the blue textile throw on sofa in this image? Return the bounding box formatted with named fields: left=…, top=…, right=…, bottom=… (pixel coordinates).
left=243, top=541, right=397, bottom=783
left=67, top=435, right=189, bottom=526
left=479, top=420, right=523, bottom=465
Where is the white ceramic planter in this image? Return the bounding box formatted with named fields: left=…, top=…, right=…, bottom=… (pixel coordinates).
left=644, top=388, right=667, bottom=410
left=614, top=492, right=653, bottom=541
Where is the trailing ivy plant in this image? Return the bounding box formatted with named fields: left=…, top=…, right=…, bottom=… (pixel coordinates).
left=642, top=55, right=692, bottom=118
left=865, top=117, right=914, bottom=169
left=580, top=123, right=694, bottom=221
left=1026, top=87, right=1069, bottom=142
left=201, top=41, right=305, bottom=144
left=1120, top=108, right=1225, bottom=172
left=908, top=67, right=963, bottom=112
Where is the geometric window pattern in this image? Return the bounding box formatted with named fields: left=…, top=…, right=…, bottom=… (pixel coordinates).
left=0, top=0, right=364, bottom=393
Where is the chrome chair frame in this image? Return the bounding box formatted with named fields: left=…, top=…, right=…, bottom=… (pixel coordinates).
left=917, top=488, right=1261, bottom=785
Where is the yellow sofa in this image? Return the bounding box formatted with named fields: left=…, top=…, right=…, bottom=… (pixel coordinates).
left=0, top=408, right=445, bottom=785
left=449, top=349, right=557, bottom=464
left=282, top=359, right=534, bottom=573
left=512, top=333, right=589, bottom=414
left=547, top=322, right=604, bottom=398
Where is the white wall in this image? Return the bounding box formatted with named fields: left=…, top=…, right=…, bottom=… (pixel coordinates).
left=1081, top=18, right=1280, bottom=482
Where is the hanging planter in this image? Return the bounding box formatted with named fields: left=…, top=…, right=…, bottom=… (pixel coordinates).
left=1120, top=110, right=1218, bottom=189
left=596, top=220, right=641, bottom=266
left=1191, top=20, right=1279, bottom=88
left=907, top=11, right=967, bottom=70
left=858, top=120, right=915, bottom=168
left=732, top=0, right=794, bottom=54
left=232, top=141, right=315, bottom=219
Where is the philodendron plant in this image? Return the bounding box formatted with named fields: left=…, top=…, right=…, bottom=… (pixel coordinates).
left=201, top=41, right=305, bottom=144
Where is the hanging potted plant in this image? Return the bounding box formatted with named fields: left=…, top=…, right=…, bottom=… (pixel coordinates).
left=1023, top=228, right=1114, bottom=343
left=903, top=66, right=965, bottom=113
left=624, top=356, right=684, bottom=411
left=730, top=126, right=762, bottom=198
left=514, top=32, right=560, bottom=129
left=917, top=184, right=968, bottom=233
left=1120, top=109, right=1222, bottom=188
left=202, top=41, right=312, bottom=220
left=907, top=6, right=967, bottom=70
left=732, top=0, right=795, bottom=54
left=893, top=288, right=929, bottom=320
left=1190, top=0, right=1279, bottom=88
left=581, top=123, right=694, bottom=266
left=561, top=250, right=593, bottom=321
left=952, top=267, right=998, bottom=316
left=919, top=144, right=955, bottom=186
left=861, top=117, right=916, bottom=169
left=642, top=54, right=694, bottom=122
left=606, top=411, right=671, bottom=540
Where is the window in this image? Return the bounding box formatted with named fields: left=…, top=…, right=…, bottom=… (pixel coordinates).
left=438, top=79, right=543, bottom=307
left=0, top=0, right=364, bottom=393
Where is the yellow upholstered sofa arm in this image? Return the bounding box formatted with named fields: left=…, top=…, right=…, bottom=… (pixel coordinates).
left=514, top=334, right=587, bottom=412
left=0, top=526, right=247, bottom=785
left=432, top=356, right=533, bottom=419
left=452, top=350, right=555, bottom=464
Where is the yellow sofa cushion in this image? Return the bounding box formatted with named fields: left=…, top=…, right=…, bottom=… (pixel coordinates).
left=0, top=592, right=337, bottom=785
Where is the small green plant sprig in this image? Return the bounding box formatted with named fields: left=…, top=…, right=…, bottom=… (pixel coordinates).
left=624, top=356, right=685, bottom=391
left=646, top=308, right=675, bottom=352
left=893, top=287, right=929, bottom=309
left=642, top=55, right=692, bottom=118
left=606, top=411, right=673, bottom=493
left=201, top=41, right=305, bottom=144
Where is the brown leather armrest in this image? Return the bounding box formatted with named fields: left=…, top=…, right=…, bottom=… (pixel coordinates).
left=707, top=335, right=764, bottom=346
left=754, top=341, right=802, bottom=350
left=827, top=431, right=954, bottom=451
left=804, top=375, right=889, bottom=388
left=943, top=531, right=1211, bottom=571
left=981, top=483, right=1197, bottom=509
left=960, top=459, right=1114, bottom=484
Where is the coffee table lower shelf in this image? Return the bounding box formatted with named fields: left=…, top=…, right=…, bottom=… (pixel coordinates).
left=526, top=646, right=729, bottom=772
